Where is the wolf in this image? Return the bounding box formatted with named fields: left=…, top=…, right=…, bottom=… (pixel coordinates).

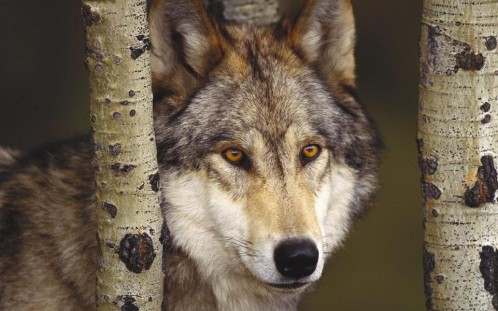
left=0, top=0, right=379, bottom=310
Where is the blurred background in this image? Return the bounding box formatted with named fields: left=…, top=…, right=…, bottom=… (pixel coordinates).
left=0, top=0, right=423, bottom=310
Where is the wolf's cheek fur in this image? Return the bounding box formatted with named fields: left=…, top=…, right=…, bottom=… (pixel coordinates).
left=321, top=165, right=357, bottom=254
left=162, top=170, right=249, bottom=282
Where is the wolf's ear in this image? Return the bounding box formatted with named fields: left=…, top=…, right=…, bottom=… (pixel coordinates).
left=289, top=0, right=356, bottom=93
left=149, top=0, right=224, bottom=98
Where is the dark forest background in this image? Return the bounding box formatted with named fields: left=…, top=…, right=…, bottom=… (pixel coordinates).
left=0, top=1, right=423, bottom=310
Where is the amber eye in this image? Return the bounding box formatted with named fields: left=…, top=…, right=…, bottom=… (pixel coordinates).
left=301, top=144, right=321, bottom=164
left=223, top=148, right=247, bottom=167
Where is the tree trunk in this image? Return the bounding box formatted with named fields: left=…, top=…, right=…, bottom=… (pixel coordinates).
left=419, top=1, right=498, bottom=310
left=209, top=0, right=280, bottom=25
left=82, top=1, right=164, bottom=310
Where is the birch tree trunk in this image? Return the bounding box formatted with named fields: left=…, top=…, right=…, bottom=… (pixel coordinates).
left=82, top=1, right=164, bottom=310
left=419, top=1, right=498, bottom=310
left=208, top=0, right=280, bottom=25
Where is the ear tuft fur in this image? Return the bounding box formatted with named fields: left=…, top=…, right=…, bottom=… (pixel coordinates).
left=289, top=0, right=356, bottom=93
left=149, top=0, right=224, bottom=100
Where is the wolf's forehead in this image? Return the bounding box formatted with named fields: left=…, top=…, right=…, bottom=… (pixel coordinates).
left=196, top=71, right=318, bottom=140
left=181, top=27, right=341, bottom=148
left=220, top=26, right=306, bottom=80
left=184, top=82, right=317, bottom=154
left=201, top=37, right=319, bottom=125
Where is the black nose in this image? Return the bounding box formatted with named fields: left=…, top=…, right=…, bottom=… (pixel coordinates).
left=274, top=239, right=319, bottom=279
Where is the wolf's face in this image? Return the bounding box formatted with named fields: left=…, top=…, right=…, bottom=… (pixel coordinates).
left=150, top=0, right=378, bottom=294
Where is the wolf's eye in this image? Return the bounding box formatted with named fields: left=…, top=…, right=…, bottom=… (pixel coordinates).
left=301, top=144, right=321, bottom=164
left=223, top=148, right=248, bottom=168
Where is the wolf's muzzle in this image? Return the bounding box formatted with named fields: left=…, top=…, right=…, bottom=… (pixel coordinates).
left=273, top=239, right=318, bottom=279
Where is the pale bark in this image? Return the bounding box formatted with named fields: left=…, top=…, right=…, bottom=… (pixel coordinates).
left=82, top=1, right=164, bottom=310
left=210, top=0, right=280, bottom=25
left=419, top=1, right=498, bottom=310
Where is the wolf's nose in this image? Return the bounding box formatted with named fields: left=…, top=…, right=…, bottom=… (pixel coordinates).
left=274, top=239, right=318, bottom=279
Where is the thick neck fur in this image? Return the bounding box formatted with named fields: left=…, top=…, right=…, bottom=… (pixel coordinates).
left=163, top=245, right=302, bottom=311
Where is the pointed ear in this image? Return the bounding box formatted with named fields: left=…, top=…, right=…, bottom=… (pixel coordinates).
left=149, top=0, right=224, bottom=99
left=289, top=0, right=356, bottom=93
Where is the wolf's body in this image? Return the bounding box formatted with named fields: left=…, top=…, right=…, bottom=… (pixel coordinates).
left=0, top=0, right=379, bottom=310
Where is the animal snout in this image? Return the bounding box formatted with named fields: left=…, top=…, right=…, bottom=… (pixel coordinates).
left=274, top=239, right=319, bottom=279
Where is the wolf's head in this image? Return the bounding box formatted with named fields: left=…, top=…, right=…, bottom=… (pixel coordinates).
left=149, top=0, right=379, bottom=294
